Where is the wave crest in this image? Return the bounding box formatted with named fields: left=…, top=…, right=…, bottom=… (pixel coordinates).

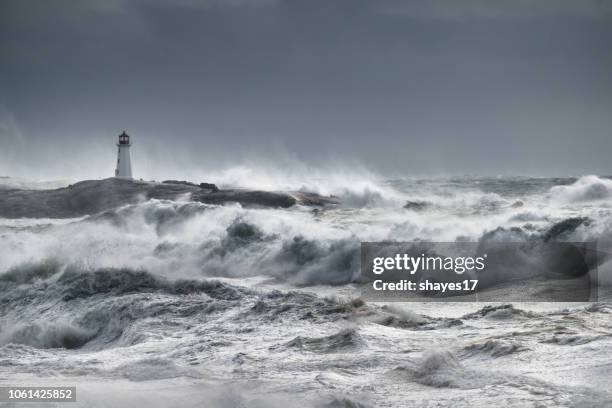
left=0, top=321, right=96, bottom=349
left=549, top=175, right=612, bottom=203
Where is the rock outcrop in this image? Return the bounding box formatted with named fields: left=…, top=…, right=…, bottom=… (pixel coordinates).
left=0, top=178, right=338, bottom=218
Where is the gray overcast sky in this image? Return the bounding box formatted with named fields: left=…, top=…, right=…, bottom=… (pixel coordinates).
left=1, top=0, right=611, bottom=180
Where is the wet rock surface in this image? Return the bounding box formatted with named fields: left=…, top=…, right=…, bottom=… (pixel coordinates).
left=0, top=178, right=338, bottom=218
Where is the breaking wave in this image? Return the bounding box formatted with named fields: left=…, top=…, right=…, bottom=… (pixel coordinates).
left=0, top=265, right=369, bottom=351
left=2, top=187, right=611, bottom=291
left=549, top=175, right=612, bottom=204
left=206, top=165, right=406, bottom=208
left=0, top=267, right=250, bottom=350
left=0, top=321, right=96, bottom=349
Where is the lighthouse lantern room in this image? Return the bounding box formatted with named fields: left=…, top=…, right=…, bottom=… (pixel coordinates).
left=115, top=131, right=133, bottom=178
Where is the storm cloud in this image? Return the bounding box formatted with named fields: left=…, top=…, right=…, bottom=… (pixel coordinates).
left=0, top=0, right=611, bottom=180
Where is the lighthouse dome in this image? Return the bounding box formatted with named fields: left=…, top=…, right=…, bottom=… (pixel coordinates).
left=118, top=131, right=130, bottom=145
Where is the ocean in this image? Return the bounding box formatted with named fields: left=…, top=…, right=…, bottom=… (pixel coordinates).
left=1, top=175, right=611, bottom=407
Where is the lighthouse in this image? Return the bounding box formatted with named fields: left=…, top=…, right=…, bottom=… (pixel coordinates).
left=115, top=131, right=133, bottom=178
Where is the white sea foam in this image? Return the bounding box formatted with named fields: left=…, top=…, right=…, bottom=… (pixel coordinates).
left=549, top=175, right=612, bottom=204
left=1, top=175, right=612, bottom=407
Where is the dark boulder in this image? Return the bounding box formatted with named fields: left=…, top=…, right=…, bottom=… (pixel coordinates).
left=199, top=182, right=219, bottom=192
left=403, top=200, right=430, bottom=211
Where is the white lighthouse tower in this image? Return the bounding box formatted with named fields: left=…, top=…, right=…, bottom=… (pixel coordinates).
left=115, top=131, right=133, bottom=178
